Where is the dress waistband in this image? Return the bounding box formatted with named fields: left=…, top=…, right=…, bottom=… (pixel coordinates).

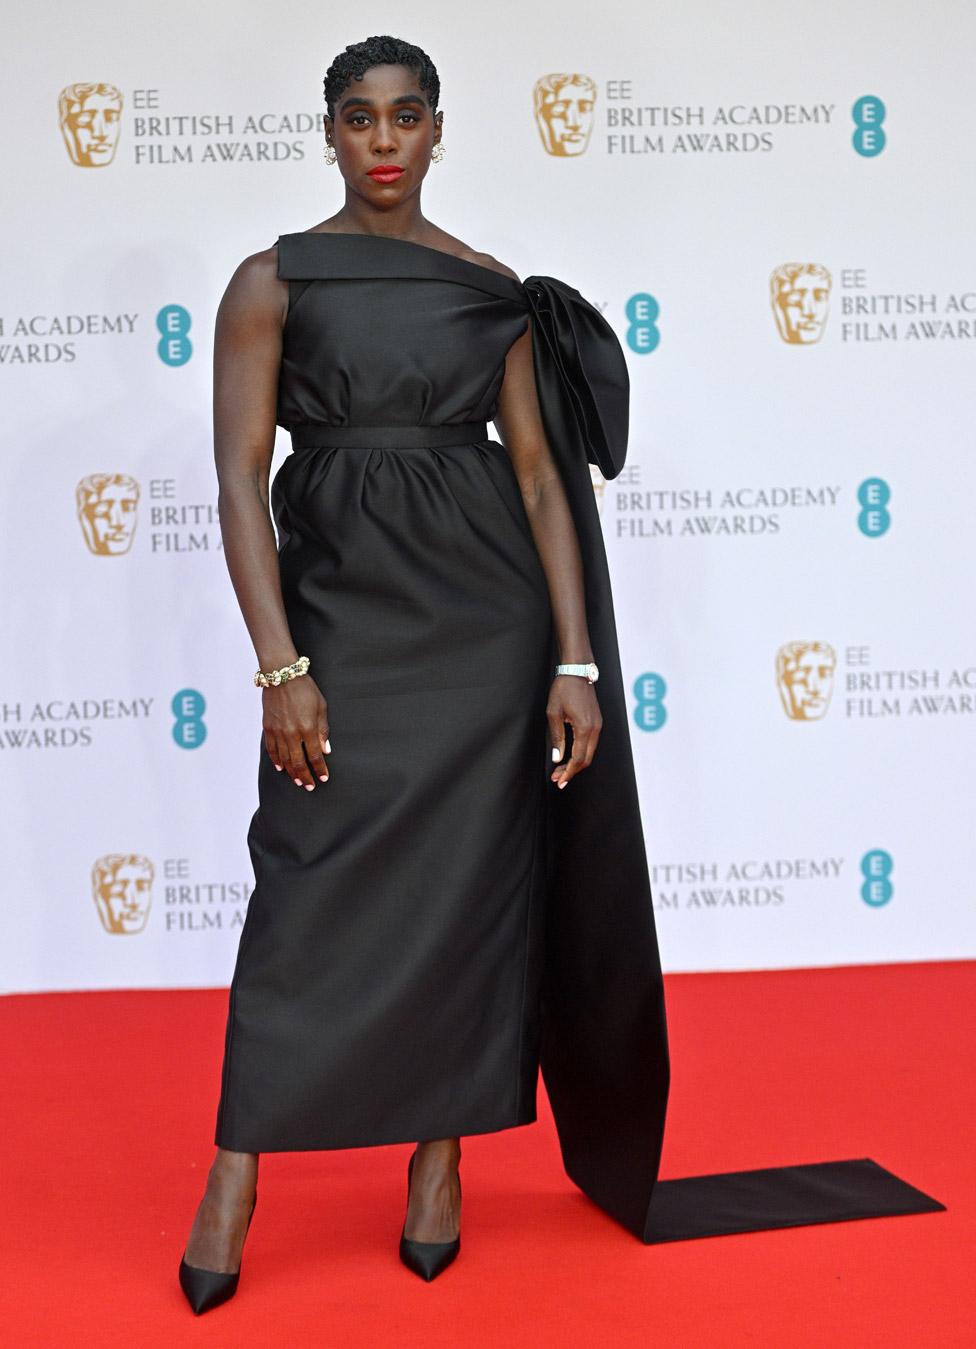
left=289, top=421, right=489, bottom=449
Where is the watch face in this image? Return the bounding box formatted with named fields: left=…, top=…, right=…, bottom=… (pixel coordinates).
left=587, top=662, right=599, bottom=682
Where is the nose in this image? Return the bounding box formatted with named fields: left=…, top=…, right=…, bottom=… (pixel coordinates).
left=370, top=118, right=399, bottom=156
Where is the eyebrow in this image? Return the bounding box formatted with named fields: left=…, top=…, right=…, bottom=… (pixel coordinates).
left=338, top=94, right=427, bottom=111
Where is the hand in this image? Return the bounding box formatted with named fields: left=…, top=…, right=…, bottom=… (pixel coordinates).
left=261, top=675, right=331, bottom=790
left=547, top=675, right=602, bottom=789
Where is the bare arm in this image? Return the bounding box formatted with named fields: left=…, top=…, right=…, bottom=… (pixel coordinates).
left=492, top=312, right=602, bottom=788
left=213, top=248, right=331, bottom=790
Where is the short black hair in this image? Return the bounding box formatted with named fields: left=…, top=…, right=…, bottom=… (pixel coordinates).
left=323, top=36, right=440, bottom=120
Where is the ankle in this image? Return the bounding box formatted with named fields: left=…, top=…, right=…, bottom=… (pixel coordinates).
left=414, top=1138, right=461, bottom=1170
left=206, top=1149, right=258, bottom=1202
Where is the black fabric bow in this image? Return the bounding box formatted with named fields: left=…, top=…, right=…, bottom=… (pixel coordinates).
left=522, top=275, right=630, bottom=481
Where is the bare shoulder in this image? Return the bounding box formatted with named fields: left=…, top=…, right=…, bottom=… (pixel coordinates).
left=464, top=249, right=521, bottom=284
left=428, top=226, right=521, bottom=283
left=219, top=242, right=287, bottom=323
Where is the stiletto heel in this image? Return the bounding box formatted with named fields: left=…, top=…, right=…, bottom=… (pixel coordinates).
left=179, top=1189, right=257, bottom=1315
left=399, top=1149, right=461, bottom=1282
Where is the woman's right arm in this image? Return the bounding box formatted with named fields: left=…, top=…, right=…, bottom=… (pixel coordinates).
left=213, top=248, right=331, bottom=790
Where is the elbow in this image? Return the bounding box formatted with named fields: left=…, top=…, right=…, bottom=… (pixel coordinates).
left=217, top=470, right=269, bottom=512
left=519, top=467, right=560, bottom=513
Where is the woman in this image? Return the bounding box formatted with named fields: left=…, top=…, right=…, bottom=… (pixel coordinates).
left=179, top=35, right=670, bottom=1314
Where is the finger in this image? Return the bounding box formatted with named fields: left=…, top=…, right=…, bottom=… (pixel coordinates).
left=547, top=710, right=566, bottom=768
left=286, top=733, right=316, bottom=790
left=303, top=732, right=330, bottom=783
left=272, top=728, right=289, bottom=772
left=263, top=727, right=283, bottom=771
left=573, top=718, right=602, bottom=772
left=554, top=720, right=594, bottom=788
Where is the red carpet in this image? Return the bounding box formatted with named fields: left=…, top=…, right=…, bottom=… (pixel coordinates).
left=2, top=961, right=971, bottom=1346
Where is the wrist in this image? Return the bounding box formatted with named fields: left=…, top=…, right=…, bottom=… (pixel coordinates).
left=556, top=637, right=593, bottom=663
left=555, top=659, right=600, bottom=684
left=254, top=653, right=310, bottom=689
left=256, top=648, right=299, bottom=670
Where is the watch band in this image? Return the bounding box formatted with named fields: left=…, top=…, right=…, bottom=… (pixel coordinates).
left=555, top=661, right=599, bottom=683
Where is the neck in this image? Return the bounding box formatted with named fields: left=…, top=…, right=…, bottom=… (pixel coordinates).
left=330, top=198, right=430, bottom=242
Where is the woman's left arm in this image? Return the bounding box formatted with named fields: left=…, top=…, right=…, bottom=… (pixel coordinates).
left=492, top=319, right=602, bottom=789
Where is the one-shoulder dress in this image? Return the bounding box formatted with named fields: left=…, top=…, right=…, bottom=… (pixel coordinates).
left=212, top=230, right=669, bottom=1239
left=212, top=231, right=943, bottom=1246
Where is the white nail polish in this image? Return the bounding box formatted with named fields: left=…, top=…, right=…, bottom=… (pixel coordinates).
left=558, top=780, right=568, bottom=789
left=551, top=746, right=561, bottom=762
left=293, top=778, right=302, bottom=786
left=325, top=738, right=332, bottom=752
left=319, top=774, right=328, bottom=782
left=305, top=783, right=314, bottom=791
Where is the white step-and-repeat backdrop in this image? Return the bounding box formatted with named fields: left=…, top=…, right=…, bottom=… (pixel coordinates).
left=3, top=2, right=974, bottom=992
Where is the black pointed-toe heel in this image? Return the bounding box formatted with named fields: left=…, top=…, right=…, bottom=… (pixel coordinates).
left=399, top=1149, right=461, bottom=1282
left=178, top=1190, right=257, bottom=1315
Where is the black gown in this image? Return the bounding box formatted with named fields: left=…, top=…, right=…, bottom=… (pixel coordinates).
left=214, top=231, right=943, bottom=1243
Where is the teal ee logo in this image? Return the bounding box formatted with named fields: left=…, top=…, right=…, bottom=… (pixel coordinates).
left=860, top=849, right=893, bottom=906
left=633, top=672, right=667, bottom=731
left=626, top=293, right=660, bottom=354
left=157, top=305, right=192, bottom=365
left=857, top=477, right=891, bottom=536
left=852, top=95, right=886, bottom=157
left=172, top=688, right=206, bottom=749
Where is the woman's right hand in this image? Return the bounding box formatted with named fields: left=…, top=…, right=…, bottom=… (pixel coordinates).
left=261, top=676, right=331, bottom=789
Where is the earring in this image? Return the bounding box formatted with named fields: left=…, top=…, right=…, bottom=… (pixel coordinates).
left=323, top=143, right=337, bottom=164
left=431, top=143, right=446, bottom=163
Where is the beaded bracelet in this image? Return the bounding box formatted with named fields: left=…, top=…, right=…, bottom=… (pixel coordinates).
left=254, top=655, right=311, bottom=688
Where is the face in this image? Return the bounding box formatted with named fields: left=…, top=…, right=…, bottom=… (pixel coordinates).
left=536, top=78, right=595, bottom=156
left=77, top=474, right=139, bottom=554
left=772, top=269, right=831, bottom=344
left=326, top=63, right=442, bottom=207
left=779, top=646, right=836, bottom=719
left=62, top=90, right=122, bottom=167
left=94, top=860, right=153, bottom=934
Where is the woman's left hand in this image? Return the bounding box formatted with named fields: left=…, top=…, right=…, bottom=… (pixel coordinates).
left=547, top=675, right=603, bottom=789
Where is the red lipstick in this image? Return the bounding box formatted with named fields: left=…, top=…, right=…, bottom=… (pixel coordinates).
left=367, top=164, right=404, bottom=184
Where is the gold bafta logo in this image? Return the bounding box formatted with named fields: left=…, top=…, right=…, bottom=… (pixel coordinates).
left=776, top=641, right=837, bottom=720
left=76, top=473, right=140, bottom=555
left=58, top=83, right=123, bottom=168
left=770, top=263, right=832, bottom=344
left=590, top=463, right=606, bottom=515
left=92, top=854, right=154, bottom=934
left=533, top=74, right=596, bottom=156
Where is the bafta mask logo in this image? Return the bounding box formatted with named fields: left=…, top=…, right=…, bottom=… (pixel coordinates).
left=533, top=74, right=596, bottom=156
left=590, top=463, right=606, bottom=515
left=58, top=82, right=123, bottom=168
left=776, top=640, right=837, bottom=721
left=76, top=473, right=140, bottom=555
left=92, top=854, right=154, bottom=934
left=770, top=263, right=832, bottom=345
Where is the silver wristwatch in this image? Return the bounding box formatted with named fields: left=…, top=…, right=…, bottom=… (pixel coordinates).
left=555, top=662, right=599, bottom=683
